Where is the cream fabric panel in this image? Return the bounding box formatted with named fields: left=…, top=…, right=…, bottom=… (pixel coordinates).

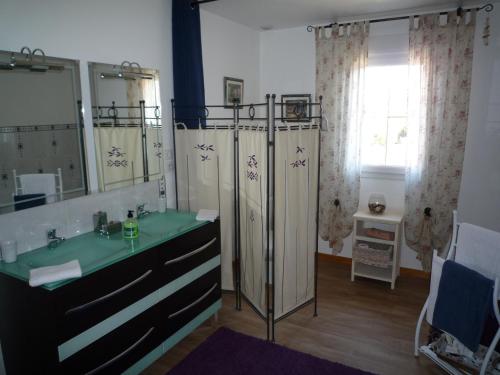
left=146, top=127, right=163, bottom=181
left=94, top=128, right=144, bottom=191
left=274, top=128, right=319, bottom=319
left=175, top=128, right=235, bottom=291
left=238, top=130, right=268, bottom=315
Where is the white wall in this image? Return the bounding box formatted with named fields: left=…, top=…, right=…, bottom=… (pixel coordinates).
left=201, top=10, right=261, bottom=106
left=0, top=0, right=175, bottom=202
left=259, top=26, right=315, bottom=97
left=0, top=69, right=77, bottom=125
left=458, top=9, right=500, bottom=232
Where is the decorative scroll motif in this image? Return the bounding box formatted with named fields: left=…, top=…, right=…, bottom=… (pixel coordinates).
left=153, top=142, right=162, bottom=158
left=107, top=146, right=128, bottom=168
left=247, top=155, right=258, bottom=168
left=194, top=143, right=215, bottom=162
left=16, top=133, right=24, bottom=158
left=194, top=144, right=214, bottom=151
left=246, top=154, right=259, bottom=181
left=290, top=145, right=306, bottom=168
left=107, top=160, right=128, bottom=168
left=290, top=160, right=306, bottom=168
left=108, top=146, right=126, bottom=158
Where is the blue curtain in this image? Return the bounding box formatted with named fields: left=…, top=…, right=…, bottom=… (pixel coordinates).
left=172, top=0, right=206, bottom=128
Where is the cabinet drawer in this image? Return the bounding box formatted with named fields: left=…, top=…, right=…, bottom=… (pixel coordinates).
left=60, top=307, right=160, bottom=375
left=157, top=222, right=219, bottom=284
left=53, top=249, right=158, bottom=343
left=158, top=268, right=221, bottom=338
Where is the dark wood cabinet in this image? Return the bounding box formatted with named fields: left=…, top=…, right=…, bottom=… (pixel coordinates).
left=157, top=222, right=219, bottom=285
left=0, top=220, right=221, bottom=375
left=60, top=307, right=161, bottom=375
left=158, top=268, right=221, bottom=338
left=53, top=248, right=159, bottom=343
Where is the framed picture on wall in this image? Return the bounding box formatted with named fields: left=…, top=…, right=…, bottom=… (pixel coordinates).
left=281, top=94, right=312, bottom=122
left=224, top=77, right=244, bottom=108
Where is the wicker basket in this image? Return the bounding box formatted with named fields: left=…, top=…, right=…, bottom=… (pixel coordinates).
left=353, top=241, right=393, bottom=268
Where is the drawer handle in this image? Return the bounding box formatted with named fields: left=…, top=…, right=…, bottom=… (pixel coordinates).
left=65, top=269, right=153, bottom=315
left=164, top=237, right=217, bottom=266
left=84, top=326, right=155, bottom=375
left=168, top=283, right=218, bottom=319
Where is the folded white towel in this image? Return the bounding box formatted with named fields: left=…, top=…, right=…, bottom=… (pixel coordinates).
left=29, top=260, right=82, bottom=287
left=196, top=209, right=219, bottom=222
left=19, top=174, right=57, bottom=203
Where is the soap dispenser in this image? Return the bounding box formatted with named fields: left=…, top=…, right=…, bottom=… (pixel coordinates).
left=123, top=210, right=139, bottom=240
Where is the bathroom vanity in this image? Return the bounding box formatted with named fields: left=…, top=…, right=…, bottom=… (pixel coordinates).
left=0, top=210, right=221, bottom=374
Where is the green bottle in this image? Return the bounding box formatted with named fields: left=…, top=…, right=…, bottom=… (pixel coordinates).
left=123, top=210, right=139, bottom=239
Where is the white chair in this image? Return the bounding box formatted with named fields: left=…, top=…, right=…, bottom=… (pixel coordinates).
left=13, top=168, right=64, bottom=203
left=414, top=210, right=500, bottom=375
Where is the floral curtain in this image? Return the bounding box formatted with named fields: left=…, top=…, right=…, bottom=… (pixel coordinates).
left=405, top=12, right=476, bottom=271
left=316, top=23, right=369, bottom=253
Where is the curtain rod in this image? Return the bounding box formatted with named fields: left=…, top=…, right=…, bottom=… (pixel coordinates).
left=306, top=3, right=494, bottom=31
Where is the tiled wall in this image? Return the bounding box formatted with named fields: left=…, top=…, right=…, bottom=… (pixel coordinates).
left=0, top=181, right=159, bottom=255
left=0, top=124, right=86, bottom=214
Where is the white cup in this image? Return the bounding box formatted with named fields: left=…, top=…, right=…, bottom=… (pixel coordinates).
left=1, top=240, right=18, bottom=263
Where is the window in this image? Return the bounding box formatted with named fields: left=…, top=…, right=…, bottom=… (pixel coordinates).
left=360, top=20, right=412, bottom=170
left=361, top=64, right=409, bottom=168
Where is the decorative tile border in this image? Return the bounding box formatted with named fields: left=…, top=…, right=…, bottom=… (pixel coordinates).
left=0, top=123, right=78, bottom=134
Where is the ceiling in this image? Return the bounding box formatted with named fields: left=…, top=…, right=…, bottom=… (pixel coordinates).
left=202, top=0, right=464, bottom=30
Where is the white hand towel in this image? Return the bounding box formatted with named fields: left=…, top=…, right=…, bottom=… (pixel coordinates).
left=19, top=174, right=57, bottom=203
left=196, top=209, right=219, bottom=222
left=455, top=223, right=500, bottom=281
left=29, top=260, right=82, bottom=287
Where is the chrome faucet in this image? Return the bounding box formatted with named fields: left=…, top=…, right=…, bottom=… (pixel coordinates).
left=136, top=203, right=151, bottom=219
left=47, top=229, right=65, bottom=249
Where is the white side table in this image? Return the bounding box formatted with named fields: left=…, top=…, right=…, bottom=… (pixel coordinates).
left=351, top=210, right=403, bottom=289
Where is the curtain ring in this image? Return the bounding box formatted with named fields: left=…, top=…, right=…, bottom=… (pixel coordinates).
left=31, top=48, right=46, bottom=63
left=107, top=107, right=118, bottom=118
left=130, top=62, right=142, bottom=72
left=20, top=46, right=32, bottom=61
left=248, top=105, right=255, bottom=120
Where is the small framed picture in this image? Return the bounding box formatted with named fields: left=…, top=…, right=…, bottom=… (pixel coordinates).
left=224, top=77, right=244, bottom=108
left=281, top=94, right=312, bottom=122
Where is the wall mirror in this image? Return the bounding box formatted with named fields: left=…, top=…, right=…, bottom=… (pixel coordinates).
left=0, top=49, right=88, bottom=215
left=89, top=62, right=163, bottom=192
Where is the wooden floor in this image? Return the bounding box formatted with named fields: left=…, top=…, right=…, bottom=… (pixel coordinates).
left=144, top=256, right=443, bottom=375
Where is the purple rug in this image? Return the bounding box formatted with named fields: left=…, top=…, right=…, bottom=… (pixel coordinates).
left=167, top=327, right=374, bottom=375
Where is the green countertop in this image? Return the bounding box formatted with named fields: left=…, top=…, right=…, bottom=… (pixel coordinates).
left=0, top=210, right=208, bottom=291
